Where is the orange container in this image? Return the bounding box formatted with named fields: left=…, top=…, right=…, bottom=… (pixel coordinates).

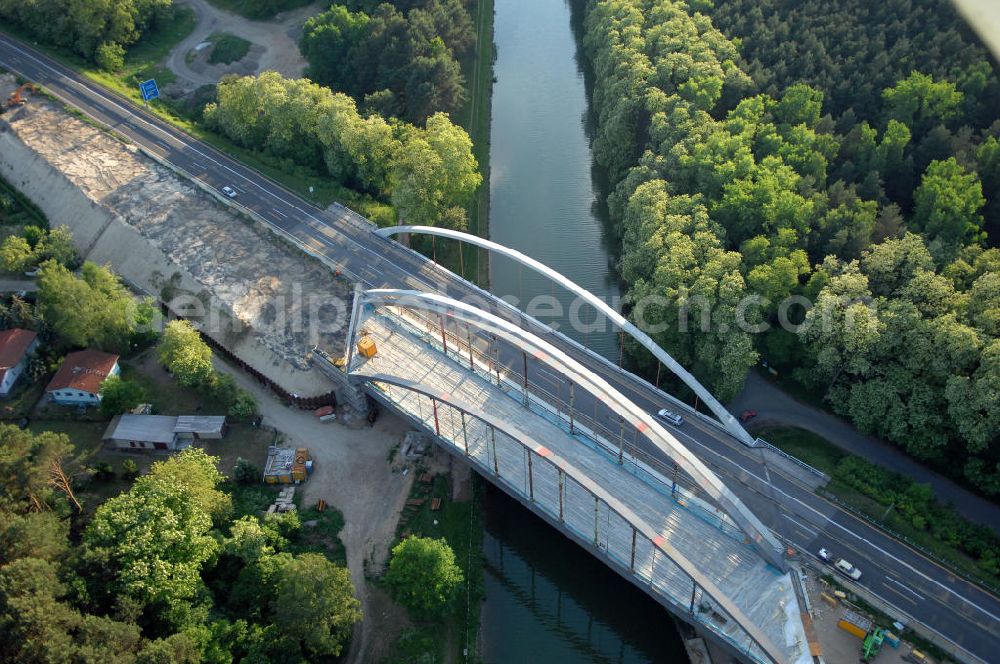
left=357, top=336, right=377, bottom=358
left=837, top=609, right=872, bottom=640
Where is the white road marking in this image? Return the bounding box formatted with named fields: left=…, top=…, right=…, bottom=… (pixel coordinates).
left=672, top=427, right=1000, bottom=623
left=783, top=513, right=818, bottom=535
left=885, top=576, right=926, bottom=601
left=882, top=583, right=919, bottom=606
left=271, top=208, right=288, bottom=219
left=0, top=38, right=431, bottom=287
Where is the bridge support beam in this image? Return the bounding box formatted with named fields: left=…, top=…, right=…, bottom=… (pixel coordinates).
left=356, top=372, right=789, bottom=663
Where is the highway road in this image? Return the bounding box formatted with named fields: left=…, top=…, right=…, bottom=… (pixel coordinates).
left=1, top=33, right=998, bottom=662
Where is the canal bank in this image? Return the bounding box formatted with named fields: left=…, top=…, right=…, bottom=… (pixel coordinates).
left=480, top=0, right=687, bottom=659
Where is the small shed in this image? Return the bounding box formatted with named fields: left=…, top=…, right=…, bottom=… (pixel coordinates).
left=105, top=415, right=180, bottom=450
left=104, top=414, right=227, bottom=451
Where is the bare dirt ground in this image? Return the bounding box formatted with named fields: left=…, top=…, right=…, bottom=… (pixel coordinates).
left=0, top=80, right=350, bottom=396
left=801, top=570, right=912, bottom=664
left=165, top=0, right=321, bottom=90
left=216, top=359, right=421, bottom=663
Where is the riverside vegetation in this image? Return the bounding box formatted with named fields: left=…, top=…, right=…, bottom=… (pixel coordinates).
left=579, top=0, right=1000, bottom=504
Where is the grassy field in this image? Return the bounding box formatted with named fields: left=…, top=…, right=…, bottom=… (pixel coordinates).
left=290, top=504, right=347, bottom=566
left=228, top=482, right=277, bottom=518
left=119, top=354, right=229, bottom=416
left=386, top=472, right=484, bottom=662
left=755, top=425, right=845, bottom=475
left=455, top=0, right=495, bottom=286
left=208, top=33, right=252, bottom=65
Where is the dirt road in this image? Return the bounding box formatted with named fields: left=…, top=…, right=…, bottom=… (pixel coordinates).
left=215, top=359, right=415, bottom=662
left=165, top=0, right=319, bottom=89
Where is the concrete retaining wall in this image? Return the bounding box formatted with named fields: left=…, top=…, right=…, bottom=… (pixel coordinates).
left=0, top=103, right=340, bottom=398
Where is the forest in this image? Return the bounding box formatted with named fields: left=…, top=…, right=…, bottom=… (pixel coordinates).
left=301, top=0, right=475, bottom=123
left=0, top=0, right=174, bottom=70
left=203, top=71, right=481, bottom=230
left=580, top=0, right=1000, bottom=497
left=0, top=440, right=361, bottom=662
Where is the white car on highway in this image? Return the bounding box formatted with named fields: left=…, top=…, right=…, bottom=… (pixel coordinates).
left=221, top=185, right=237, bottom=198
left=656, top=408, right=684, bottom=426
left=834, top=558, right=863, bottom=580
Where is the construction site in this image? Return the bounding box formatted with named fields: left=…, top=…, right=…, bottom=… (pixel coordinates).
left=0, top=72, right=351, bottom=399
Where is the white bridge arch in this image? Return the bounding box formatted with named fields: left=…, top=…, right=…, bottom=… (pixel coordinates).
left=357, top=288, right=785, bottom=571
left=374, top=225, right=756, bottom=446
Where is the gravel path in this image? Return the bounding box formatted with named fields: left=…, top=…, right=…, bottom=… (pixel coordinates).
left=165, top=0, right=319, bottom=89
left=729, top=371, right=1000, bottom=534
left=216, top=359, right=415, bottom=662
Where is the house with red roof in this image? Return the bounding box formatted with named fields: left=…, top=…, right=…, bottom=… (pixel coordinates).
left=0, top=329, right=38, bottom=396
left=45, top=350, right=120, bottom=406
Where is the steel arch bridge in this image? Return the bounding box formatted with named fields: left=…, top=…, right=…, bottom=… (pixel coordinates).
left=344, top=284, right=811, bottom=664
left=373, top=225, right=757, bottom=446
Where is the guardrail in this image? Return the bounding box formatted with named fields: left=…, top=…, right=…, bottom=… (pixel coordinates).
left=817, top=488, right=1000, bottom=597
left=753, top=437, right=829, bottom=481
left=365, top=230, right=759, bottom=437
left=799, top=556, right=987, bottom=664
left=361, top=370, right=776, bottom=664
left=382, top=304, right=750, bottom=542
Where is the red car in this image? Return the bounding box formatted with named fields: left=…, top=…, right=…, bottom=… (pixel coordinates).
left=739, top=410, right=757, bottom=423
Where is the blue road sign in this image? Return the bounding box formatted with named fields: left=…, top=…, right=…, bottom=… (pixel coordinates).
left=139, top=79, right=159, bottom=102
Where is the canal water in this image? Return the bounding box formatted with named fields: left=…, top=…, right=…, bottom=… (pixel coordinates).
left=487, top=0, right=621, bottom=361
left=481, top=0, right=687, bottom=660
left=479, top=485, right=689, bottom=662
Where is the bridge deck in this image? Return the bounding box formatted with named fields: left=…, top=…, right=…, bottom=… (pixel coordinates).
left=350, top=306, right=809, bottom=664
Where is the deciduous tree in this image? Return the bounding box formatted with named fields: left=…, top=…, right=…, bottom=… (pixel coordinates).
left=99, top=375, right=146, bottom=417
left=272, top=553, right=361, bottom=657
left=384, top=536, right=463, bottom=616
left=912, top=158, right=986, bottom=251
left=158, top=320, right=215, bottom=388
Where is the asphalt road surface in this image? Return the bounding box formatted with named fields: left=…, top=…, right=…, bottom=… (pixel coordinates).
left=1, top=33, right=997, bottom=662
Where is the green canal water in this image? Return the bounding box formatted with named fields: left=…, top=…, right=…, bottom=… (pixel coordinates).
left=480, top=0, right=688, bottom=661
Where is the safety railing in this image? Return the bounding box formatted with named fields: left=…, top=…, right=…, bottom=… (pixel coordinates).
left=375, top=305, right=753, bottom=547
left=364, top=378, right=776, bottom=664
left=753, top=438, right=829, bottom=481
left=385, top=307, right=726, bottom=504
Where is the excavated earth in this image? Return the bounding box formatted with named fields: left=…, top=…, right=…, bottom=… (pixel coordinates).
left=0, top=74, right=349, bottom=396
